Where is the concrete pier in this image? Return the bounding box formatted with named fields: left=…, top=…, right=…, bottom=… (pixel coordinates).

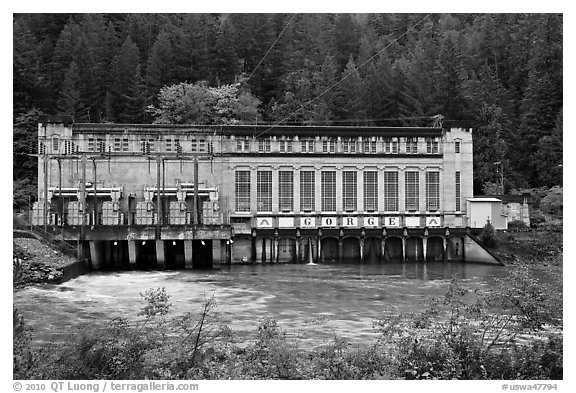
left=184, top=240, right=193, bottom=269
left=128, top=241, right=137, bottom=268
left=156, top=240, right=166, bottom=269
left=89, top=241, right=102, bottom=270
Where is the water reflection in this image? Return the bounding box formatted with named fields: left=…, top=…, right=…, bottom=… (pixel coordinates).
left=14, top=262, right=509, bottom=345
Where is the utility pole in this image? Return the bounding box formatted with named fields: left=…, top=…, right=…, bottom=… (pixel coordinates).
left=193, top=156, right=199, bottom=225
left=156, top=156, right=162, bottom=238
left=493, top=161, right=504, bottom=195
left=43, top=149, right=48, bottom=232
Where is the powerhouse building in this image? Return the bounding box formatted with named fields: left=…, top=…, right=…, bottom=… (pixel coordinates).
left=32, top=116, right=500, bottom=269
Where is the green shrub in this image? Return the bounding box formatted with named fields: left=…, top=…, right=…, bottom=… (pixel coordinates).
left=530, top=209, right=546, bottom=227
left=508, top=219, right=528, bottom=231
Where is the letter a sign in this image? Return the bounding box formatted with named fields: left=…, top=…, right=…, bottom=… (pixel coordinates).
left=426, top=216, right=441, bottom=227
left=257, top=217, right=273, bottom=228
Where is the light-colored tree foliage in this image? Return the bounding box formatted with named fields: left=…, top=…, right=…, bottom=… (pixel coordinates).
left=150, top=80, right=261, bottom=125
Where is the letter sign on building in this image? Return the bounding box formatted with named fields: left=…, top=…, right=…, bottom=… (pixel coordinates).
left=384, top=216, right=400, bottom=227
left=364, top=216, right=378, bottom=228
left=342, top=217, right=358, bottom=227
left=257, top=217, right=273, bottom=228
left=278, top=217, right=294, bottom=228
left=321, top=217, right=337, bottom=227
left=426, top=216, right=441, bottom=227
left=301, top=217, right=316, bottom=228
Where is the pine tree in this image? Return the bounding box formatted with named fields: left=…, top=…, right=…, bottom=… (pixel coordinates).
left=516, top=14, right=563, bottom=186
left=57, top=61, right=89, bottom=122
left=109, top=37, right=146, bottom=123
left=213, top=18, right=240, bottom=86
left=434, top=32, right=470, bottom=120
left=331, top=57, right=365, bottom=124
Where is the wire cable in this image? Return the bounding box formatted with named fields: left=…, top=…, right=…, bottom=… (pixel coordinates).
left=247, top=14, right=297, bottom=81
left=255, top=13, right=433, bottom=138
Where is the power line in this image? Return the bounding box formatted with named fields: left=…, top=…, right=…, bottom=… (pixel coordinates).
left=255, top=13, right=433, bottom=138
left=247, top=14, right=297, bottom=81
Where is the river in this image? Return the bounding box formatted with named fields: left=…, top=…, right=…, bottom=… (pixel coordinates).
left=14, top=262, right=511, bottom=346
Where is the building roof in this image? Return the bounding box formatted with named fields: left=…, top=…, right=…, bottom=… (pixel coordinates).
left=67, top=123, right=444, bottom=137
left=467, top=197, right=502, bottom=202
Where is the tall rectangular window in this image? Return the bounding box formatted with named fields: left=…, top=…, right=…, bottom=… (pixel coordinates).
left=455, top=171, right=461, bottom=212
left=384, top=172, right=398, bottom=211
left=455, top=141, right=461, bottom=154
left=87, top=137, right=95, bottom=152
left=363, top=171, right=378, bottom=211
left=257, top=170, right=272, bottom=212
left=122, top=138, right=129, bottom=152
left=113, top=138, right=121, bottom=152
left=97, top=138, right=105, bottom=153
left=300, top=171, right=315, bottom=211
left=52, top=137, right=59, bottom=151
left=321, top=171, right=336, bottom=212
left=392, top=139, right=398, bottom=154
left=166, top=139, right=172, bottom=152
left=279, top=171, right=294, bottom=211
left=235, top=171, right=251, bottom=212
left=342, top=171, right=357, bottom=211
left=405, top=171, right=420, bottom=211
left=426, top=171, right=440, bottom=211
left=148, top=138, right=156, bottom=153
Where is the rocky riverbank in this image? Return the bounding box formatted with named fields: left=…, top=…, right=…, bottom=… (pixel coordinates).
left=13, top=238, right=78, bottom=289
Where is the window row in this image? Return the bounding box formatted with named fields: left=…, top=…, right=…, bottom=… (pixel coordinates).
left=237, top=136, right=443, bottom=155
left=81, top=137, right=212, bottom=154
left=235, top=170, right=441, bottom=213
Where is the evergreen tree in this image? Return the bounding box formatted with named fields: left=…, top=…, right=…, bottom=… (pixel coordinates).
left=434, top=32, right=470, bottom=119
left=109, top=36, right=146, bottom=123
left=516, top=14, right=563, bottom=186
left=332, top=14, right=361, bottom=72
left=331, top=57, right=365, bottom=124
left=57, top=61, right=89, bottom=122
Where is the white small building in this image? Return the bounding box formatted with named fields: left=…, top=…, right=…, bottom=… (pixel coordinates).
left=467, top=197, right=508, bottom=230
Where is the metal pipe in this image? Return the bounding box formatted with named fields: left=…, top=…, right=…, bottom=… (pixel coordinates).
left=156, top=157, right=161, bottom=238
left=162, top=158, right=166, bottom=225
left=58, top=158, right=62, bottom=226
left=193, top=156, right=199, bottom=225
left=93, top=158, right=97, bottom=226
left=43, top=153, right=48, bottom=232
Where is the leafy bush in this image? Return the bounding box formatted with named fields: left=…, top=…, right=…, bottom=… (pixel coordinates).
left=508, top=219, right=528, bottom=231
left=540, top=187, right=563, bottom=216
left=530, top=209, right=547, bottom=227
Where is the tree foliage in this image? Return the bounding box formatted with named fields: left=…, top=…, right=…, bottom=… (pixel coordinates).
left=151, top=80, right=261, bottom=125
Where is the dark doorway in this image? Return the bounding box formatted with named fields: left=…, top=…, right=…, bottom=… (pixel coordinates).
left=193, top=240, right=213, bottom=269
left=166, top=240, right=185, bottom=269
left=426, top=237, right=444, bottom=261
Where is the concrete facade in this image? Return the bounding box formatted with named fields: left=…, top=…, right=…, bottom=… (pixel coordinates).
left=33, top=116, right=501, bottom=267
